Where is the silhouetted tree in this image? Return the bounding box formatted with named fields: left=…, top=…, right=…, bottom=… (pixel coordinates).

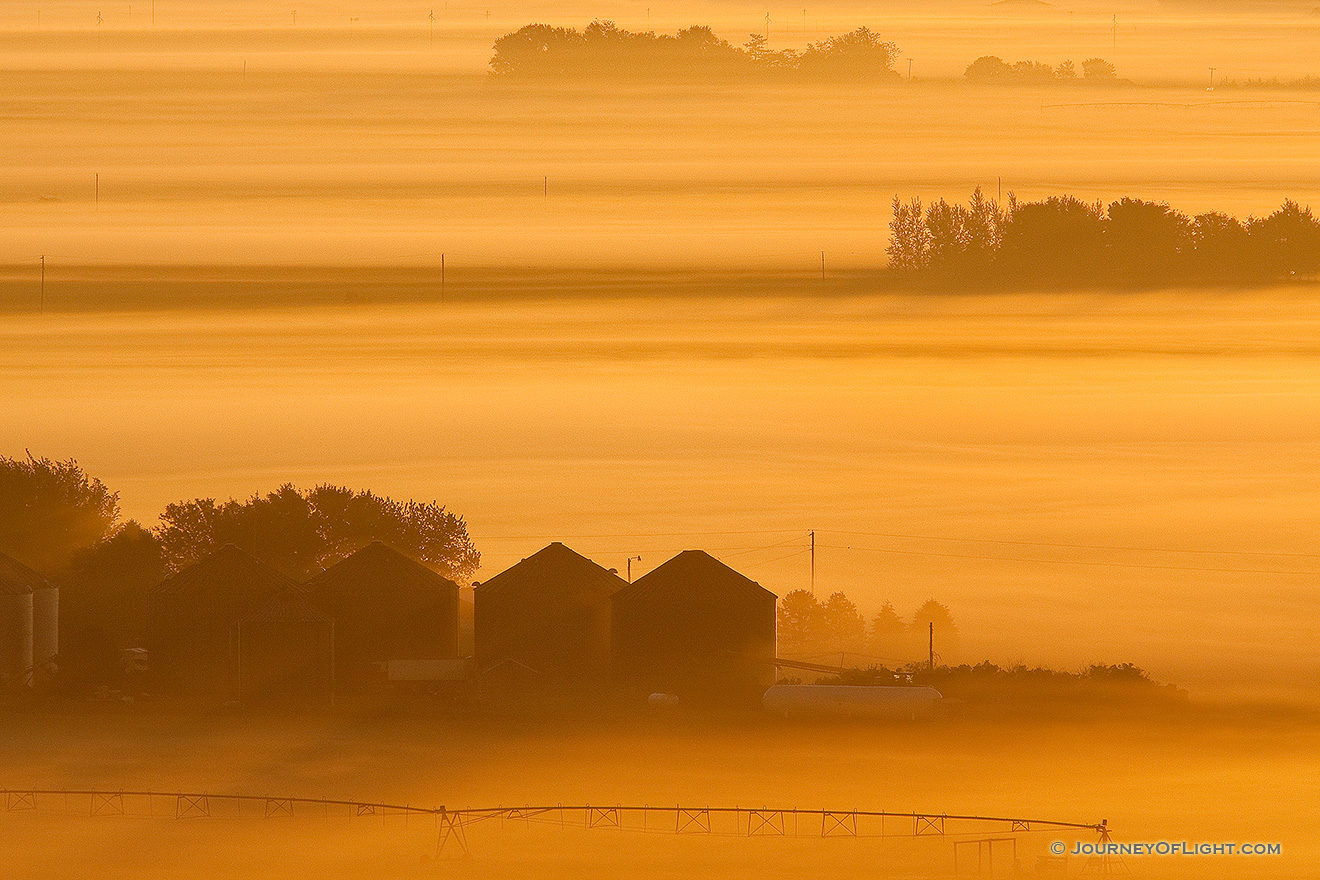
left=1082, top=57, right=1117, bottom=79
left=912, top=599, right=959, bottom=659
left=819, top=591, right=867, bottom=653
left=797, top=27, right=899, bottom=80
left=1056, top=60, right=1076, bottom=79
left=776, top=589, right=823, bottom=654
left=964, top=55, right=1014, bottom=81
left=1190, top=211, right=1253, bottom=279
left=1248, top=200, right=1320, bottom=278
left=998, top=195, right=1106, bottom=283
left=867, top=602, right=906, bottom=656
left=157, top=484, right=479, bottom=582
left=887, top=196, right=930, bottom=272
left=1106, top=198, right=1191, bottom=282
left=0, top=453, right=119, bottom=572
left=60, top=521, right=164, bottom=650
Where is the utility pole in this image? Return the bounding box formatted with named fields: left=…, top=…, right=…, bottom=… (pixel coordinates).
left=95, top=173, right=99, bottom=207
left=626, top=555, right=641, bottom=583
left=543, top=175, right=547, bottom=201
left=1208, top=67, right=1216, bottom=89
left=1112, top=15, right=1117, bottom=57
left=440, top=253, right=445, bottom=300
left=820, top=251, right=825, bottom=281
left=39, top=255, right=45, bottom=313
left=928, top=622, right=934, bottom=670
left=809, top=530, right=815, bottom=595
left=907, top=57, right=913, bottom=80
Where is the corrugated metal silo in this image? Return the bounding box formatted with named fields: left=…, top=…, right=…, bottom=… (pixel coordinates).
left=0, top=552, right=46, bottom=686
left=611, top=550, right=777, bottom=709
left=148, top=545, right=297, bottom=702
left=305, top=541, right=459, bottom=690
left=474, top=542, right=626, bottom=697
left=32, top=584, right=58, bottom=672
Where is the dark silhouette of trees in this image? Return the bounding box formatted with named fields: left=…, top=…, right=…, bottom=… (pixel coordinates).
left=965, top=55, right=1111, bottom=83
left=796, top=27, right=899, bottom=80
left=1190, top=211, right=1253, bottom=279
left=491, top=22, right=898, bottom=80
left=0, top=453, right=119, bottom=572
left=1105, top=198, right=1191, bottom=283
left=999, top=195, right=1106, bottom=283
left=1249, top=200, right=1320, bottom=278
left=157, top=484, right=479, bottom=582
left=1082, top=57, right=1117, bottom=79
left=887, top=196, right=930, bottom=272
left=58, top=521, right=165, bottom=689
left=867, top=602, right=906, bottom=656
left=888, top=192, right=1320, bottom=287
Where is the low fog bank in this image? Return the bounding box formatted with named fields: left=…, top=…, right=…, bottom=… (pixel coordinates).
left=0, top=707, right=1315, bottom=879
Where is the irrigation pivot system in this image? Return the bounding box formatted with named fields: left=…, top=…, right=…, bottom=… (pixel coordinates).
left=0, top=787, right=1114, bottom=866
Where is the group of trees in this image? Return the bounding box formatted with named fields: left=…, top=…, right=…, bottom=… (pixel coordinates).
left=0, top=455, right=480, bottom=690
left=776, top=589, right=958, bottom=662
left=965, top=55, right=1117, bottom=83
left=490, top=22, right=900, bottom=80
left=888, top=190, right=1320, bottom=286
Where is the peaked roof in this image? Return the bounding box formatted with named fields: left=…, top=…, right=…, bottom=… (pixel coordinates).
left=151, top=544, right=300, bottom=619
left=243, top=588, right=332, bottom=624
left=0, top=550, right=49, bottom=596
left=475, top=542, right=627, bottom=599
left=304, top=541, right=458, bottom=599
left=614, top=550, right=777, bottom=605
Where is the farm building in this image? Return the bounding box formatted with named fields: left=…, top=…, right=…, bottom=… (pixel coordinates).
left=474, top=542, right=627, bottom=696
left=611, top=550, right=777, bottom=708
left=239, top=589, right=335, bottom=707
left=305, top=541, right=460, bottom=689
left=0, top=551, right=55, bottom=687
left=147, top=545, right=298, bottom=702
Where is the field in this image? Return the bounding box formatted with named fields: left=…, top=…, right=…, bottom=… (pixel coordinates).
left=2, top=3, right=1319, bottom=877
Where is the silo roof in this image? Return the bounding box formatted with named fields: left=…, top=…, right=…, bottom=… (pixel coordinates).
left=305, top=540, right=458, bottom=600
left=243, top=588, right=332, bottom=624
left=475, top=542, right=627, bottom=598
left=151, top=544, right=299, bottom=619
left=614, top=550, right=777, bottom=605
left=0, top=551, right=49, bottom=595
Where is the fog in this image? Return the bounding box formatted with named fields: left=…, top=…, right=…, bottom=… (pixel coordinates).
left=2, top=4, right=1318, bottom=877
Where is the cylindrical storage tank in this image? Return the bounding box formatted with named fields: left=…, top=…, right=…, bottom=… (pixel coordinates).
left=32, top=586, right=58, bottom=670
left=762, top=685, right=943, bottom=720
left=0, top=591, right=34, bottom=686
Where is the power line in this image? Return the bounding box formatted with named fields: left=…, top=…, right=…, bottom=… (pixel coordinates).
left=820, top=529, right=1320, bottom=560
left=816, top=543, right=1320, bottom=577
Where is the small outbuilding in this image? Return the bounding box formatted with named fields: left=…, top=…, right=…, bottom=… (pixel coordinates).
left=147, top=545, right=297, bottom=702
left=474, top=542, right=627, bottom=696
left=305, top=541, right=460, bottom=690
left=611, top=550, right=777, bottom=708
left=239, top=589, right=335, bottom=707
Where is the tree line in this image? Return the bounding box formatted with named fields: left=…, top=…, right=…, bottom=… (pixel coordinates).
left=0, top=454, right=479, bottom=689
left=965, top=55, right=1118, bottom=83
left=776, top=588, right=958, bottom=662
left=888, top=190, right=1320, bottom=286
left=491, top=21, right=900, bottom=80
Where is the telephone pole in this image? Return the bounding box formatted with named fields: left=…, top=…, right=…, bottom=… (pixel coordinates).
left=928, top=621, right=934, bottom=670
left=626, top=555, right=641, bottom=583
left=809, top=530, right=815, bottom=595
left=39, top=255, right=45, bottom=313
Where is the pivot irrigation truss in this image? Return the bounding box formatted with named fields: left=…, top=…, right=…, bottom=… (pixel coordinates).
left=0, top=787, right=1117, bottom=865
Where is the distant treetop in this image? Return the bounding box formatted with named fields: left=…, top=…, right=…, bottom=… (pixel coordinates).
left=490, top=21, right=900, bottom=81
